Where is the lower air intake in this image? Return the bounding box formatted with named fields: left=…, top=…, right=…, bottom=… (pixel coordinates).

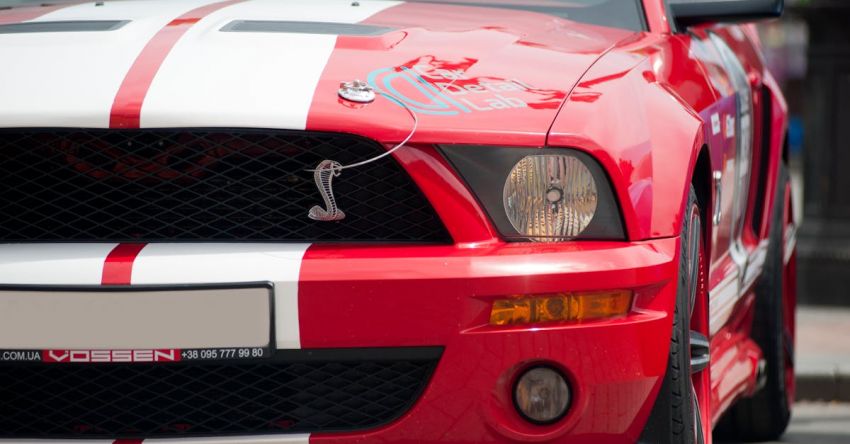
left=0, top=348, right=440, bottom=438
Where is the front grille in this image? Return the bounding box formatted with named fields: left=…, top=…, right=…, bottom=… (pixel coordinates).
left=0, top=347, right=441, bottom=438
left=0, top=129, right=450, bottom=242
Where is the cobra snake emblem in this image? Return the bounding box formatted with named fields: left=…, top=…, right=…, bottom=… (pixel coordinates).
left=308, top=160, right=346, bottom=221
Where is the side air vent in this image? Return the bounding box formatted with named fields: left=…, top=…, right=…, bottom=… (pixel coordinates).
left=0, top=20, right=129, bottom=34
left=220, top=20, right=393, bottom=36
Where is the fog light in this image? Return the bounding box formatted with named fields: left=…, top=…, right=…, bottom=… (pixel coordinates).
left=514, top=366, right=570, bottom=424
left=489, top=291, right=632, bottom=326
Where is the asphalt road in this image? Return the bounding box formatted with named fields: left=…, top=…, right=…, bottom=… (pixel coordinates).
left=717, top=402, right=850, bottom=444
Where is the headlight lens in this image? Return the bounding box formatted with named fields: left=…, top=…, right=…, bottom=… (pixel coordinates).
left=504, top=155, right=598, bottom=240
left=439, top=146, right=624, bottom=241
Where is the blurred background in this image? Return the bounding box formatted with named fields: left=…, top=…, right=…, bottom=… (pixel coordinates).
left=743, top=0, right=850, bottom=442
left=763, top=0, right=848, bottom=303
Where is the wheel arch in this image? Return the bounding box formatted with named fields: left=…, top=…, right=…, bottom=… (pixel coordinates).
left=692, top=144, right=714, bottom=260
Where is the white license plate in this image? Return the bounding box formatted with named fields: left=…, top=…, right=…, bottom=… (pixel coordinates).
left=0, top=285, right=272, bottom=363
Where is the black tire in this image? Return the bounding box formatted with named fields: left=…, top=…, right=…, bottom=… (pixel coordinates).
left=639, top=186, right=709, bottom=444
left=669, top=187, right=705, bottom=444
left=717, top=164, right=792, bottom=441
left=669, top=287, right=697, bottom=444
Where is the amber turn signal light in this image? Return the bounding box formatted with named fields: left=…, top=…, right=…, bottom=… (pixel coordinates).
left=489, top=291, right=632, bottom=326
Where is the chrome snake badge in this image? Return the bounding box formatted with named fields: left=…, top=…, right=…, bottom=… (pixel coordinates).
left=308, top=160, right=346, bottom=221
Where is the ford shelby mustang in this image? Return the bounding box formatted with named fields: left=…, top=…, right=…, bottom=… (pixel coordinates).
left=0, top=0, right=794, bottom=443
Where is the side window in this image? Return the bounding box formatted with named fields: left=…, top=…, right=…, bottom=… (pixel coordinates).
left=709, top=30, right=754, bottom=243
left=689, top=35, right=735, bottom=97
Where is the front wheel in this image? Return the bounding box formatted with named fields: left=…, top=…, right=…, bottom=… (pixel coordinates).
left=667, top=187, right=711, bottom=444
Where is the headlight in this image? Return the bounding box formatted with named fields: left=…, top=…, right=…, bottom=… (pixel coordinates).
left=440, top=146, right=624, bottom=241
left=504, top=155, right=597, bottom=241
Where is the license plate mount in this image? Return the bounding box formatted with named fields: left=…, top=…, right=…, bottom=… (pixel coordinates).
left=0, top=282, right=276, bottom=365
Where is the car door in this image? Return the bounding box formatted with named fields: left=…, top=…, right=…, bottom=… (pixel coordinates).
left=688, top=27, right=756, bottom=335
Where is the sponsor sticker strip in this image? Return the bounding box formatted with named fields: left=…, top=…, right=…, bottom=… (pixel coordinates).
left=0, top=347, right=269, bottom=363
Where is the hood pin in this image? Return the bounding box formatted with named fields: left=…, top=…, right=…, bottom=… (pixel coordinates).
left=338, top=79, right=375, bottom=103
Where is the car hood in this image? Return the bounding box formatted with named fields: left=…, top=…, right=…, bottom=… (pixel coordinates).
left=0, top=0, right=636, bottom=145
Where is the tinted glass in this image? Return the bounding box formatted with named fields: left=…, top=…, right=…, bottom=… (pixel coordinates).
left=0, top=0, right=646, bottom=31
left=390, top=0, right=646, bottom=31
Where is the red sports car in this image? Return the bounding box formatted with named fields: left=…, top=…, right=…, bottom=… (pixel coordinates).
left=0, top=0, right=794, bottom=443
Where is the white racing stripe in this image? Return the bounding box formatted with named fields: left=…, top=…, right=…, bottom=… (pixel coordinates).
left=140, top=0, right=401, bottom=129
left=0, top=431, right=312, bottom=443
left=0, top=0, right=220, bottom=128
left=0, top=437, right=311, bottom=444
left=0, top=243, right=117, bottom=285
left=131, top=243, right=311, bottom=350
left=0, top=438, right=311, bottom=443
left=144, top=434, right=311, bottom=444
left=0, top=440, right=112, bottom=444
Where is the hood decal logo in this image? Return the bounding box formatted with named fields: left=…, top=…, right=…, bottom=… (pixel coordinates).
left=366, top=65, right=534, bottom=116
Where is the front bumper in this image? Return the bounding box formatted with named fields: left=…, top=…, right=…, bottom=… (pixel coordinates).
left=0, top=238, right=679, bottom=443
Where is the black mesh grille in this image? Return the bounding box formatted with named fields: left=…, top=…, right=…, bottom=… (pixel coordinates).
left=0, top=348, right=441, bottom=438
left=0, top=129, right=450, bottom=242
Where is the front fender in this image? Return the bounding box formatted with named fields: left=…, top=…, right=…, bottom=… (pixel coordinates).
left=547, top=34, right=708, bottom=241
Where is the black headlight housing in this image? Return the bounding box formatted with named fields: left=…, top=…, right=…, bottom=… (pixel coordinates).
left=439, top=145, right=625, bottom=241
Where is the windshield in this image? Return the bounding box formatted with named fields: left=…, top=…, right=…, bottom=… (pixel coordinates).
left=0, top=0, right=646, bottom=31
left=390, top=0, right=645, bottom=31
